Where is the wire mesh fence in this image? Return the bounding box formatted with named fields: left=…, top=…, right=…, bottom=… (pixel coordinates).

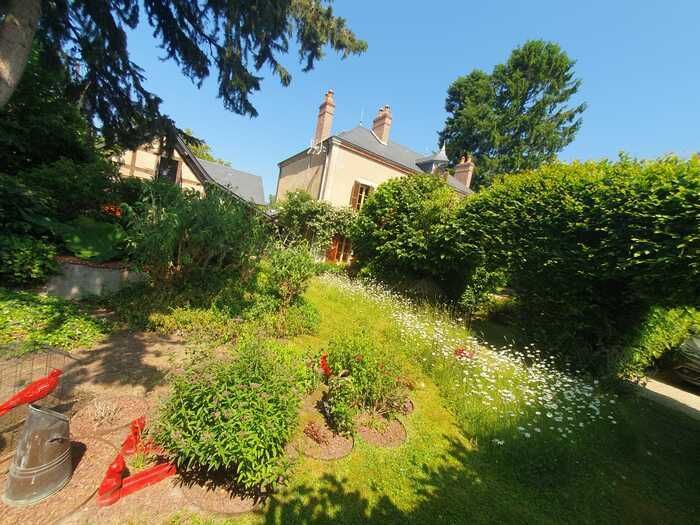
left=0, top=350, right=80, bottom=457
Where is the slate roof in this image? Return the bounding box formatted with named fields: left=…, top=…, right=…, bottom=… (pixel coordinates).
left=336, top=126, right=425, bottom=172
left=335, top=126, right=471, bottom=194
left=195, top=157, right=266, bottom=205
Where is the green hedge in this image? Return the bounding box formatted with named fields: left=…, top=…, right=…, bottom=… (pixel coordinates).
left=455, top=157, right=700, bottom=373
left=351, top=174, right=470, bottom=295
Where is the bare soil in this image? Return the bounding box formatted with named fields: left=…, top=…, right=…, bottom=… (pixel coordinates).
left=179, top=478, right=262, bottom=515
left=357, top=415, right=407, bottom=448
left=70, top=395, right=148, bottom=438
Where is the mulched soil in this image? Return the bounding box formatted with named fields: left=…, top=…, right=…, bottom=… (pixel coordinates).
left=356, top=415, right=407, bottom=448
left=296, top=414, right=354, bottom=461
left=179, top=478, right=262, bottom=515
left=0, top=437, right=117, bottom=524
left=70, top=395, right=148, bottom=438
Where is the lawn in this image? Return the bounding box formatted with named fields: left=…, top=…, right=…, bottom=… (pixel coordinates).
left=165, top=275, right=700, bottom=525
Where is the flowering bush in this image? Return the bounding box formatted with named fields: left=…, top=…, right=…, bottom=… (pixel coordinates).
left=321, top=333, right=410, bottom=433
left=154, top=341, right=301, bottom=491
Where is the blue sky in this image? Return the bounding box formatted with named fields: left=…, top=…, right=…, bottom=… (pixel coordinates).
left=126, top=1, right=700, bottom=198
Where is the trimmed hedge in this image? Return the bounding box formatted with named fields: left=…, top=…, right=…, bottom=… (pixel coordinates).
left=455, top=157, right=700, bottom=373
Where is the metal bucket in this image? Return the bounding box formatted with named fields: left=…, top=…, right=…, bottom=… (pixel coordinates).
left=3, top=404, right=72, bottom=506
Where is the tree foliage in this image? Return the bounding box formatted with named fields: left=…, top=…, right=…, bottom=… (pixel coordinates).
left=0, top=45, right=96, bottom=174
left=439, top=40, right=586, bottom=187
left=1, top=0, right=366, bottom=147
left=182, top=128, right=231, bottom=166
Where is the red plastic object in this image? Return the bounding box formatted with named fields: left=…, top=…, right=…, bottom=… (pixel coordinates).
left=0, top=369, right=62, bottom=417
left=96, top=416, right=176, bottom=507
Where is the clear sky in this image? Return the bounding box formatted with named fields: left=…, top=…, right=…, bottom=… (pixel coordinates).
left=126, top=1, right=700, bottom=199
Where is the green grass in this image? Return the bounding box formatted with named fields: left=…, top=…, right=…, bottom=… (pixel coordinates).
left=0, top=287, right=111, bottom=356
left=164, top=276, right=700, bottom=525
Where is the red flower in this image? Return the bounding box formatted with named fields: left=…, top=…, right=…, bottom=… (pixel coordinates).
left=454, top=347, right=476, bottom=360
left=320, top=353, right=332, bottom=377
left=102, top=203, right=122, bottom=217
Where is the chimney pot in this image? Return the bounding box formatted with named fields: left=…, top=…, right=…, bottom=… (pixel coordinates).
left=372, top=105, right=392, bottom=144
left=454, top=154, right=475, bottom=190
left=313, top=89, right=335, bottom=145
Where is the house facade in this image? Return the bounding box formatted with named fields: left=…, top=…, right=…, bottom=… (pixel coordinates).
left=276, top=90, right=475, bottom=261
left=117, top=136, right=266, bottom=205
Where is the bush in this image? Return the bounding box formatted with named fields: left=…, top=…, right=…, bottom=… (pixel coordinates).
left=154, top=341, right=301, bottom=491
left=124, top=181, right=268, bottom=282
left=0, top=235, right=57, bottom=285
left=351, top=174, right=469, bottom=297
left=322, top=334, right=410, bottom=433
left=55, top=216, right=126, bottom=262
left=273, top=190, right=355, bottom=250
left=256, top=301, right=320, bottom=338
left=257, top=244, right=315, bottom=307
left=617, top=307, right=700, bottom=381
left=20, top=158, right=119, bottom=222
left=455, top=157, right=700, bottom=373
left=459, top=267, right=505, bottom=328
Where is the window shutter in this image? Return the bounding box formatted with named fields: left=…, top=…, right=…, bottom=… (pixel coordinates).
left=350, top=181, right=360, bottom=209
left=325, top=236, right=340, bottom=262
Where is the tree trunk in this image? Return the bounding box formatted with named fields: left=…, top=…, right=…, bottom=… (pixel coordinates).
left=0, top=0, right=41, bottom=108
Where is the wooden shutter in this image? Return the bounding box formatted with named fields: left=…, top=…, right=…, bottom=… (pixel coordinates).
left=325, top=236, right=340, bottom=262
left=349, top=181, right=360, bottom=209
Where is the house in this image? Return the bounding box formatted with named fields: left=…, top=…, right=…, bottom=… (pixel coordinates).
left=117, top=135, right=266, bottom=205
left=275, top=90, right=475, bottom=262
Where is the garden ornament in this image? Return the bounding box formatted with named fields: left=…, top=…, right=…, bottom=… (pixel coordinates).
left=0, top=369, right=63, bottom=417
left=96, top=416, right=176, bottom=506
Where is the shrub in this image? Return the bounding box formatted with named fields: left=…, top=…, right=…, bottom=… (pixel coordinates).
left=0, top=174, right=56, bottom=236
left=322, top=334, right=410, bottom=433
left=617, top=306, right=700, bottom=381
left=124, top=181, right=268, bottom=282
left=0, top=235, right=57, bottom=285
left=323, top=376, right=358, bottom=435
left=20, top=158, right=119, bottom=221
left=257, top=301, right=320, bottom=338
left=154, top=341, right=301, bottom=491
left=459, top=267, right=505, bottom=328
left=257, top=244, right=316, bottom=307
left=455, top=157, right=700, bottom=373
left=351, top=174, right=469, bottom=297
left=55, top=216, right=126, bottom=262
left=273, top=190, right=355, bottom=250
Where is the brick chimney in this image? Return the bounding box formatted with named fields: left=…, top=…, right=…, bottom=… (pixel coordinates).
left=313, top=89, right=335, bottom=145
left=454, top=155, right=475, bottom=189
left=372, top=105, right=392, bottom=144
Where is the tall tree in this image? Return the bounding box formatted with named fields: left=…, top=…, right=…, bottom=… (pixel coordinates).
left=0, top=1, right=366, bottom=148
left=439, top=40, right=586, bottom=187
left=182, top=128, right=231, bottom=166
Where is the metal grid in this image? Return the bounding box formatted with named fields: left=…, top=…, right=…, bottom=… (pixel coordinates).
left=0, top=350, right=77, bottom=456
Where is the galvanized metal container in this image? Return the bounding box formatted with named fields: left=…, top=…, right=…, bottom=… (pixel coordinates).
left=3, top=404, right=72, bottom=506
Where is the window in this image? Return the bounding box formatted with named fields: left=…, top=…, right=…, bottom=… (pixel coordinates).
left=157, top=156, right=179, bottom=183
left=350, top=181, right=372, bottom=210
left=325, top=235, right=352, bottom=264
